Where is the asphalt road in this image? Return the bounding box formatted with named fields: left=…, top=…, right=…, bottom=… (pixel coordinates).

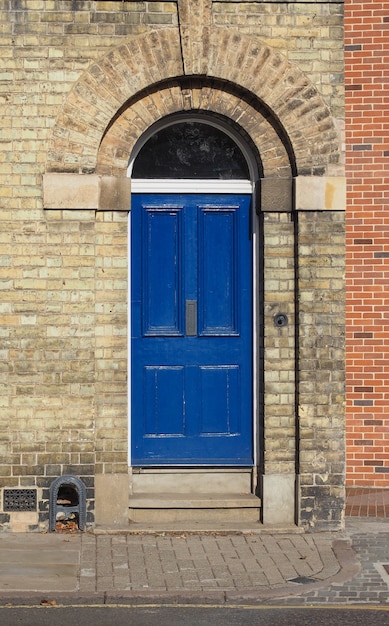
left=1, top=605, right=389, bottom=626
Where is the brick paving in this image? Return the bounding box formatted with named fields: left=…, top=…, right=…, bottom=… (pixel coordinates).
left=279, top=520, right=389, bottom=606
left=1, top=491, right=389, bottom=605
left=75, top=491, right=389, bottom=605
left=77, top=530, right=351, bottom=601
left=346, top=487, right=389, bottom=518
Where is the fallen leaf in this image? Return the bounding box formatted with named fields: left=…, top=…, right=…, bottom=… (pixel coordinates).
left=40, top=599, right=57, bottom=606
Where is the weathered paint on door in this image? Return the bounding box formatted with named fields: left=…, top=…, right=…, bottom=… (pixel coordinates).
left=131, top=194, right=252, bottom=465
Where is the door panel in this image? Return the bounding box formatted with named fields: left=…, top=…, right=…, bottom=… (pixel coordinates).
left=144, top=366, right=185, bottom=435
left=199, top=365, right=240, bottom=435
left=142, top=207, right=183, bottom=336
left=131, top=193, right=252, bottom=465
left=198, top=207, right=238, bottom=335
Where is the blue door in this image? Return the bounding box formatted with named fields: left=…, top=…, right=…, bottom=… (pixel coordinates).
left=131, top=193, right=252, bottom=465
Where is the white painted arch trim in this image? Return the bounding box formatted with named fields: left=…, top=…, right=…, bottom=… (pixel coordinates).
left=131, top=179, right=253, bottom=194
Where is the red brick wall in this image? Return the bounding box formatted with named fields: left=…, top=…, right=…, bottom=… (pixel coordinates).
left=346, top=1, right=389, bottom=485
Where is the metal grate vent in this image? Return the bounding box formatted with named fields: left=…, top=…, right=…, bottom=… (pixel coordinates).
left=3, top=489, right=37, bottom=512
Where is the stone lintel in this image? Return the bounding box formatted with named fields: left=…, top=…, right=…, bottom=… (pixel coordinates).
left=260, top=177, right=346, bottom=213
left=99, top=176, right=131, bottom=211
left=295, top=176, right=346, bottom=211
left=43, top=174, right=346, bottom=213
left=259, top=178, right=293, bottom=212
left=43, top=173, right=131, bottom=211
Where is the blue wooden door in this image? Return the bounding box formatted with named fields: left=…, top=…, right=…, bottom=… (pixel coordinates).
left=131, top=194, right=252, bottom=465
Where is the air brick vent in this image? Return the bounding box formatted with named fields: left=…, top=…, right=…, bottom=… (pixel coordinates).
left=3, top=489, right=37, bottom=512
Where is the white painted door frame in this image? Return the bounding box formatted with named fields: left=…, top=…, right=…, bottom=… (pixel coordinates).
left=127, top=178, right=259, bottom=476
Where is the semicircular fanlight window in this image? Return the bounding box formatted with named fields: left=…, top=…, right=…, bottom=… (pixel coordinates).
left=132, top=121, right=250, bottom=180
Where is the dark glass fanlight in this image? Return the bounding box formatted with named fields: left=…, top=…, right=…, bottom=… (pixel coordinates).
left=132, top=122, right=250, bottom=180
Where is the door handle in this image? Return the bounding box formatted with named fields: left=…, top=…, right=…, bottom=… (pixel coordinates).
left=186, top=300, right=197, bottom=336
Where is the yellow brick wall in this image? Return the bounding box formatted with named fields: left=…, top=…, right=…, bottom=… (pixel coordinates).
left=0, top=1, right=344, bottom=530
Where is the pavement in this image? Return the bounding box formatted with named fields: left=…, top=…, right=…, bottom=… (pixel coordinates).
left=2, top=518, right=389, bottom=607
left=1, top=485, right=389, bottom=606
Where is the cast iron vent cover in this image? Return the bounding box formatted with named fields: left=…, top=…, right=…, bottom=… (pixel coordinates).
left=49, top=475, right=86, bottom=531
left=3, top=489, right=37, bottom=511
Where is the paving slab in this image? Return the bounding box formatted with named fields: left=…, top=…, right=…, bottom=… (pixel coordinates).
left=0, top=534, right=80, bottom=593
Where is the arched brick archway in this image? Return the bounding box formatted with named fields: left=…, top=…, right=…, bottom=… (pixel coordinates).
left=97, top=79, right=292, bottom=179
left=46, top=28, right=340, bottom=178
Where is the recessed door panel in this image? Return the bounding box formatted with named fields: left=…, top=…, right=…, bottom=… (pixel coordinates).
left=144, top=366, right=185, bottom=436
left=142, top=207, right=183, bottom=336
left=199, top=365, right=240, bottom=435
left=198, top=206, right=238, bottom=335
left=131, top=193, right=252, bottom=465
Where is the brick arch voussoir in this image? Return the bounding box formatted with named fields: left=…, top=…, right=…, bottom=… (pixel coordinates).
left=206, top=30, right=340, bottom=174
left=46, top=29, right=183, bottom=173
left=96, top=84, right=292, bottom=179
left=46, top=28, right=340, bottom=176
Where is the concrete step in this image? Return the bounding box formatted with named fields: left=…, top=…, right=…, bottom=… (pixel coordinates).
left=129, top=493, right=261, bottom=523
left=100, top=521, right=303, bottom=534
left=131, top=468, right=253, bottom=495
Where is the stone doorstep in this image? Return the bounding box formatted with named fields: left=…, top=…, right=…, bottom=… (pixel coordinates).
left=129, top=493, right=261, bottom=509
left=128, top=493, right=261, bottom=523
left=131, top=467, right=253, bottom=495
left=94, top=522, right=304, bottom=535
